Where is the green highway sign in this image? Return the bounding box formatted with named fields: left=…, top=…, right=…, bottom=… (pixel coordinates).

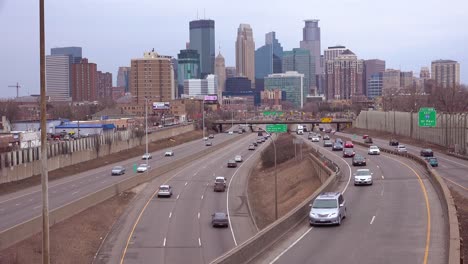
left=266, top=124, right=287, bottom=133
left=418, top=107, right=437, bottom=127
left=263, top=111, right=283, bottom=116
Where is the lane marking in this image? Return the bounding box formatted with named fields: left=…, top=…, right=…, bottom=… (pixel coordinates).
left=163, top=237, right=166, bottom=247
left=198, top=212, right=200, bottom=219
left=370, top=215, right=376, bottom=225
left=269, top=227, right=314, bottom=264
left=185, top=182, right=188, bottom=186
left=381, top=175, right=385, bottom=179
left=176, top=195, right=180, bottom=200
left=15, top=203, right=20, bottom=206
left=201, top=195, right=204, bottom=200
left=198, top=238, right=202, bottom=247
left=72, top=191, right=79, bottom=195
left=439, top=175, right=468, bottom=191
left=169, top=212, right=172, bottom=218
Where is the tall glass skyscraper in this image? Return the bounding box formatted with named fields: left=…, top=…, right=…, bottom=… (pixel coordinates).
left=189, top=19, right=215, bottom=78
left=282, top=48, right=315, bottom=96
left=265, top=71, right=305, bottom=108
left=177, top=49, right=200, bottom=97
left=255, top=32, right=283, bottom=86
left=367, top=73, right=383, bottom=99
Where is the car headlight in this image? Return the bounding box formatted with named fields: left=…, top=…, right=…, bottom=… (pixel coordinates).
left=310, top=213, right=317, bottom=217
left=329, top=213, right=337, bottom=217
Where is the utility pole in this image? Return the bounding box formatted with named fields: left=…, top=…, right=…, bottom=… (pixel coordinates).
left=145, top=97, right=148, bottom=166
left=39, top=0, right=50, bottom=263
left=8, top=82, right=21, bottom=98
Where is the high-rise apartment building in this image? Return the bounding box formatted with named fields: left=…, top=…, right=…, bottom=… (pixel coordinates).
left=130, top=51, right=175, bottom=106
left=117, top=67, right=131, bottom=93
left=420, top=67, right=431, bottom=79
left=255, top=32, right=283, bottom=88
left=46, top=55, right=72, bottom=102
left=177, top=49, right=200, bottom=97
left=367, top=73, right=383, bottom=99
left=325, top=49, right=365, bottom=101
left=97, top=71, right=113, bottom=99
left=431, top=60, right=460, bottom=88
left=282, top=48, right=315, bottom=95
left=71, top=58, right=98, bottom=102
left=236, top=24, right=255, bottom=86
left=183, top=74, right=217, bottom=96
left=51, top=47, right=82, bottom=64
left=382, top=69, right=414, bottom=94
left=225, top=67, right=236, bottom=79
left=189, top=19, right=215, bottom=78
left=300, top=20, right=323, bottom=93
left=400, top=71, right=414, bottom=89
left=364, top=59, right=386, bottom=96
left=215, top=52, right=226, bottom=100
left=324, top=46, right=346, bottom=61
left=264, top=71, right=305, bottom=108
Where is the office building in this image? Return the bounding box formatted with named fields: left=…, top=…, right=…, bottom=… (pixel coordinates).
left=264, top=71, right=305, bottom=108
left=117, top=67, right=131, bottom=93
left=282, top=48, right=315, bottom=95
left=236, top=24, right=255, bottom=86
left=215, top=52, right=226, bottom=100
left=226, top=67, right=236, bottom=79
left=255, top=32, right=283, bottom=89
left=225, top=77, right=252, bottom=93
left=189, top=19, right=215, bottom=77
left=420, top=67, right=431, bottom=79
left=367, top=73, right=383, bottom=99
left=130, top=51, right=175, bottom=106
left=177, top=49, right=200, bottom=97
left=46, top=55, right=72, bottom=102
left=325, top=49, right=365, bottom=101
left=300, top=20, right=323, bottom=93
left=183, top=74, right=217, bottom=96
left=97, top=71, right=113, bottom=99
left=324, top=45, right=346, bottom=61
left=71, top=58, right=98, bottom=102
left=51, top=46, right=82, bottom=64
left=382, top=69, right=415, bottom=93
left=400, top=71, right=414, bottom=89
left=364, top=59, right=386, bottom=96
left=431, top=60, right=460, bottom=88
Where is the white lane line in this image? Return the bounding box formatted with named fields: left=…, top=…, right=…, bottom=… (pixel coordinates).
left=193, top=172, right=198, bottom=176
left=101, top=181, right=106, bottom=184
left=381, top=175, right=385, bottom=179
left=269, top=227, right=314, bottom=264
left=169, top=212, right=172, bottom=218
left=370, top=216, right=376, bottom=225
left=72, top=191, right=79, bottom=195
left=185, top=182, right=188, bottom=186
left=176, top=194, right=180, bottom=200
left=198, top=212, right=200, bottom=219
left=163, top=237, right=166, bottom=247
left=33, top=205, right=41, bottom=210
left=15, top=203, right=20, bottom=206
left=201, top=195, right=204, bottom=200
left=377, top=165, right=380, bottom=168
left=198, top=238, right=202, bottom=247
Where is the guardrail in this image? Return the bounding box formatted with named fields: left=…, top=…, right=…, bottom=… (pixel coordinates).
left=211, top=152, right=337, bottom=264
left=341, top=136, right=461, bottom=264
left=0, top=134, right=244, bottom=251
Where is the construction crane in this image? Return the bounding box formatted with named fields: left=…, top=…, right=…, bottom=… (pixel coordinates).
left=8, top=82, right=21, bottom=98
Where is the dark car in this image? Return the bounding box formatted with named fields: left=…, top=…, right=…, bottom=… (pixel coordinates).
left=364, top=137, right=373, bottom=144
left=227, top=160, right=237, bottom=168
left=352, top=155, right=367, bottom=166
left=111, top=166, right=126, bottom=175
left=420, top=149, right=434, bottom=157
left=427, top=157, right=438, bottom=167
left=343, top=148, right=355, bottom=157
left=252, top=142, right=258, bottom=147
left=212, top=212, right=229, bottom=227
left=332, top=142, right=343, bottom=151
left=389, top=139, right=399, bottom=146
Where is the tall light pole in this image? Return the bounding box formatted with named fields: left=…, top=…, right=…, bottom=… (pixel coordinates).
left=265, top=131, right=278, bottom=220
left=39, top=0, right=50, bottom=263
left=202, top=98, right=205, bottom=139
left=145, top=97, right=149, bottom=166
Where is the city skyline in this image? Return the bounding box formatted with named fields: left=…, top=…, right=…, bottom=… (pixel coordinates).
left=1, top=0, right=467, bottom=98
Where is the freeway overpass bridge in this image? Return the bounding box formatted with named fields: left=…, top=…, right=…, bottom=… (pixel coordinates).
left=213, top=119, right=353, bottom=132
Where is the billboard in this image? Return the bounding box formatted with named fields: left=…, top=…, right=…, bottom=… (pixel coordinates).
left=204, top=95, right=218, bottom=104
left=153, top=102, right=170, bottom=110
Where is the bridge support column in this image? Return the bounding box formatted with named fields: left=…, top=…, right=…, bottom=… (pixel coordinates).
left=218, top=124, right=223, bottom=133
left=336, top=123, right=340, bottom=132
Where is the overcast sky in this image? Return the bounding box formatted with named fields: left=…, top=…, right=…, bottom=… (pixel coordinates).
left=1, top=0, right=467, bottom=98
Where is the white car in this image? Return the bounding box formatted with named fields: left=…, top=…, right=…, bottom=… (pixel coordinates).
left=137, top=164, right=151, bottom=173
left=215, top=176, right=227, bottom=186
left=228, top=131, right=234, bottom=135
left=311, top=136, right=320, bottom=142
left=157, top=185, right=172, bottom=197
left=396, top=145, right=408, bottom=153
left=368, top=145, right=381, bottom=155
left=164, top=150, right=174, bottom=156
left=203, top=137, right=209, bottom=141
left=354, top=169, right=373, bottom=185
left=142, top=153, right=152, bottom=160
left=235, top=155, right=243, bottom=162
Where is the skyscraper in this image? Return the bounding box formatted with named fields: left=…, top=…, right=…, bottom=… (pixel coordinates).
left=431, top=60, right=460, bottom=88
left=324, top=45, right=346, bottom=61
left=51, top=47, right=82, bottom=64
left=117, top=67, right=131, bottom=93
left=420, top=67, right=431, bottom=79
left=236, top=24, right=256, bottom=86
left=282, top=48, right=315, bottom=96
left=189, top=19, right=215, bottom=78
left=71, top=58, right=98, bottom=102
left=255, top=32, right=283, bottom=89
left=97, top=71, right=113, bottom=99
left=225, top=67, right=236, bottom=79
left=46, top=55, right=72, bottom=102
left=367, top=73, right=383, bottom=99
left=265, top=71, right=305, bottom=108
left=325, top=49, right=365, bottom=101
left=215, top=52, right=226, bottom=100
left=382, top=69, right=401, bottom=94
left=300, top=20, right=322, bottom=92
left=364, top=59, right=386, bottom=96
left=130, top=51, right=175, bottom=106
left=183, top=75, right=217, bottom=96
left=177, top=49, right=200, bottom=97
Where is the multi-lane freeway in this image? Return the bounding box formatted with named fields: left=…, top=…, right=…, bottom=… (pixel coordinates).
left=0, top=132, right=239, bottom=233
left=251, top=131, right=447, bottom=264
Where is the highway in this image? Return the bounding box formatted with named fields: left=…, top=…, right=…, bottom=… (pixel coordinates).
left=252, top=131, right=447, bottom=264
left=120, top=132, right=264, bottom=264
left=335, top=130, right=468, bottom=196
left=0, top=132, right=240, bottom=233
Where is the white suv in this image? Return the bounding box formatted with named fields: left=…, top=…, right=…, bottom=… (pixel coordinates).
left=368, top=145, right=380, bottom=155
left=396, top=145, right=407, bottom=153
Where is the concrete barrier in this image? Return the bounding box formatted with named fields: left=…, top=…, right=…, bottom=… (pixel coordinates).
left=211, top=152, right=337, bottom=264
left=340, top=135, right=461, bottom=264
left=0, top=134, right=244, bottom=251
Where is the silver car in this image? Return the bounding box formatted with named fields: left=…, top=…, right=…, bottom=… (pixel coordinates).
left=157, top=185, right=173, bottom=197
left=309, top=192, right=346, bottom=226
left=111, top=166, right=125, bottom=175
left=354, top=169, right=373, bottom=185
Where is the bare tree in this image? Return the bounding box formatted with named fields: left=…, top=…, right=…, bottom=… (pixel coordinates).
left=429, top=84, right=468, bottom=113
left=0, top=100, right=20, bottom=121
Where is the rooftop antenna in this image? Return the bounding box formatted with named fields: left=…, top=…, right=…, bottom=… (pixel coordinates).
left=8, top=82, right=21, bottom=98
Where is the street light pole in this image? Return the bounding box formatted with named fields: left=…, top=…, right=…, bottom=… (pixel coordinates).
left=145, top=97, right=148, bottom=166
left=266, top=131, right=278, bottom=220
left=202, top=99, right=205, bottom=139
